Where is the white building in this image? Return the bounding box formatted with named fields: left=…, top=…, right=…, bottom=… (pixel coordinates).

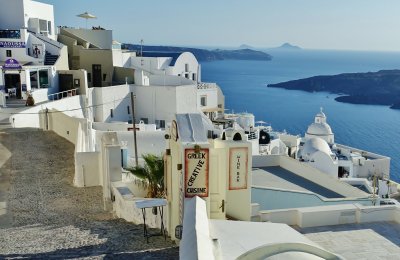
left=294, top=109, right=392, bottom=197
left=130, top=51, right=201, bottom=82
left=0, top=0, right=68, bottom=106
left=0, top=0, right=56, bottom=40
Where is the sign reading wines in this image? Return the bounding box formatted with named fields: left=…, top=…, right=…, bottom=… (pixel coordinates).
left=229, top=147, right=248, bottom=190
left=184, top=148, right=209, bottom=198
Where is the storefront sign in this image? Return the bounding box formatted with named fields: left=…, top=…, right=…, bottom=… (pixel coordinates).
left=185, top=148, right=209, bottom=198
left=3, top=59, right=22, bottom=70
left=0, top=41, right=26, bottom=48
left=229, top=147, right=248, bottom=190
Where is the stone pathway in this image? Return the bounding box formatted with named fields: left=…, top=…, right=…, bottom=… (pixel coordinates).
left=0, top=129, right=178, bottom=259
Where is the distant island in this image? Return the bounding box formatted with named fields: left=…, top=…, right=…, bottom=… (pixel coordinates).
left=239, top=42, right=302, bottom=51
left=122, top=44, right=272, bottom=62
left=274, top=43, right=302, bottom=50
left=239, top=44, right=255, bottom=49
left=267, top=70, right=400, bottom=109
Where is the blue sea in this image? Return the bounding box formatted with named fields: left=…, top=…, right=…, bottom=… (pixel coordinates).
left=200, top=49, right=400, bottom=182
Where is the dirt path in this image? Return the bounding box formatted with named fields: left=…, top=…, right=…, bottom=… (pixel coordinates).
left=0, top=129, right=178, bottom=259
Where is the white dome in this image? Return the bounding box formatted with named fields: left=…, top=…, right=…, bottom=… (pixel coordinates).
left=302, top=137, right=332, bottom=158
left=316, top=111, right=326, bottom=118
left=306, top=122, right=332, bottom=136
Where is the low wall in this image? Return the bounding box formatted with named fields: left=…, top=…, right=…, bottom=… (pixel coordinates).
left=0, top=92, right=6, bottom=107
left=260, top=203, right=400, bottom=228
left=93, top=122, right=131, bottom=131
left=48, top=108, right=85, bottom=145
left=75, top=151, right=101, bottom=187
left=252, top=186, right=373, bottom=211
left=111, top=182, right=167, bottom=230
left=32, top=88, right=49, bottom=104
left=10, top=95, right=84, bottom=128
left=180, top=196, right=215, bottom=260
left=252, top=155, right=280, bottom=168
left=279, top=156, right=367, bottom=197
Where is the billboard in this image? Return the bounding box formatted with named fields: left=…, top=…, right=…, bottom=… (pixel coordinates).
left=184, top=148, right=209, bottom=198
left=229, top=147, right=248, bottom=190
left=0, top=41, right=25, bottom=48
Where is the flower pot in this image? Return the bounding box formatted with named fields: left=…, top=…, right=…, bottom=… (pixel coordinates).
left=26, top=96, right=35, bottom=106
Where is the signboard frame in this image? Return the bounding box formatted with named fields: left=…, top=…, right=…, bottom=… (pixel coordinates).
left=229, top=147, right=248, bottom=190
left=184, top=148, right=209, bottom=198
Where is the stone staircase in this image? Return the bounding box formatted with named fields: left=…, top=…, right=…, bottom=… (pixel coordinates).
left=44, top=51, right=59, bottom=65
left=0, top=118, right=11, bottom=130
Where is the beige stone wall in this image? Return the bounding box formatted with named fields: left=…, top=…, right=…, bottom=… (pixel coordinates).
left=79, top=49, right=114, bottom=87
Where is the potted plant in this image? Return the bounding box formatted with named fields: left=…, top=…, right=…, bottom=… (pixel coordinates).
left=25, top=90, right=35, bottom=106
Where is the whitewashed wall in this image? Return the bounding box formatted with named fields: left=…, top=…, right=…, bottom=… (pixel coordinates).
left=10, top=95, right=84, bottom=128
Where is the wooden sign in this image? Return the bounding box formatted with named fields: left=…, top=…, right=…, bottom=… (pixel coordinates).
left=229, top=147, right=248, bottom=190
left=184, top=148, right=209, bottom=198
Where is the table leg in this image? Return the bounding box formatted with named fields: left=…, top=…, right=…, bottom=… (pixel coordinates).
left=141, top=208, right=149, bottom=243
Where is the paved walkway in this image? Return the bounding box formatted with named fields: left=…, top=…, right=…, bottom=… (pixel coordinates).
left=0, top=128, right=178, bottom=259
left=300, top=222, right=400, bottom=259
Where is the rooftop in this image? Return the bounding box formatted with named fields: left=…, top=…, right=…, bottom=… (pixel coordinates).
left=252, top=166, right=345, bottom=198
left=300, top=221, right=400, bottom=259
left=141, top=51, right=183, bottom=66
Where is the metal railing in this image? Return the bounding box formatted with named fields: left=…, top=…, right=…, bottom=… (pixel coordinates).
left=48, top=88, right=79, bottom=101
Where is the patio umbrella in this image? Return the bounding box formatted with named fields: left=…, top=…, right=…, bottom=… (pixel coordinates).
left=255, top=120, right=267, bottom=125
left=77, top=12, right=97, bottom=29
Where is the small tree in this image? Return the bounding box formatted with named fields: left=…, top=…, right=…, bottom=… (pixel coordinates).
left=127, top=154, right=164, bottom=198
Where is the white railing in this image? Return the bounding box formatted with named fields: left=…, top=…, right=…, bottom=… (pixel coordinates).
left=48, top=88, right=79, bottom=101
left=197, top=82, right=217, bottom=89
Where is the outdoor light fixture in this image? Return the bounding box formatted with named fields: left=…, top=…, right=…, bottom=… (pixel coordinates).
left=194, top=144, right=201, bottom=154
left=175, top=225, right=183, bottom=240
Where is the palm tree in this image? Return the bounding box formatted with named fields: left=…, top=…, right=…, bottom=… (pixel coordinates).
left=127, top=154, right=164, bottom=198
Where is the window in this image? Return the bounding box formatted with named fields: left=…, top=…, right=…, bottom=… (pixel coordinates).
left=185, top=63, right=189, bottom=72
left=6, top=50, right=11, bottom=57
left=103, top=73, right=107, bottom=81
left=192, top=73, right=196, bottom=81
left=156, top=120, right=166, bottom=129
left=87, top=73, right=91, bottom=82
left=74, top=79, right=80, bottom=87
left=200, top=96, right=207, bottom=107
left=110, top=109, right=114, bottom=118
left=159, top=120, right=165, bottom=128
left=127, top=106, right=130, bottom=114
left=140, top=118, right=148, bottom=124
left=39, top=19, right=47, bottom=32
left=48, top=21, right=52, bottom=35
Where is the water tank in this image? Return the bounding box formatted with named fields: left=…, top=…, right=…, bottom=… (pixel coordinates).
left=236, top=113, right=255, bottom=131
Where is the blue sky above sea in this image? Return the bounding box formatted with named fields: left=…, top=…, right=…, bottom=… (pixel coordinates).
left=40, top=0, right=400, bottom=52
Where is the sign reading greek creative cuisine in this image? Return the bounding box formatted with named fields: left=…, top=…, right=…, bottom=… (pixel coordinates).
left=229, top=147, right=248, bottom=190
left=185, top=149, right=209, bottom=198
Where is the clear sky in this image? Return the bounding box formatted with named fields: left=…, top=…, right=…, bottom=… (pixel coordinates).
left=40, top=0, right=400, bottom=51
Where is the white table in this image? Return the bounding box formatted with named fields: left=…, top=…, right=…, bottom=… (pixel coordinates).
left=135, top=198, right=167, bottom=243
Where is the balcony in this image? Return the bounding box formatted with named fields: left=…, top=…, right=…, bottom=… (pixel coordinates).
left=197, top=82, right=217, bottom=89
left=0, top=30, right=21, bottom=39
